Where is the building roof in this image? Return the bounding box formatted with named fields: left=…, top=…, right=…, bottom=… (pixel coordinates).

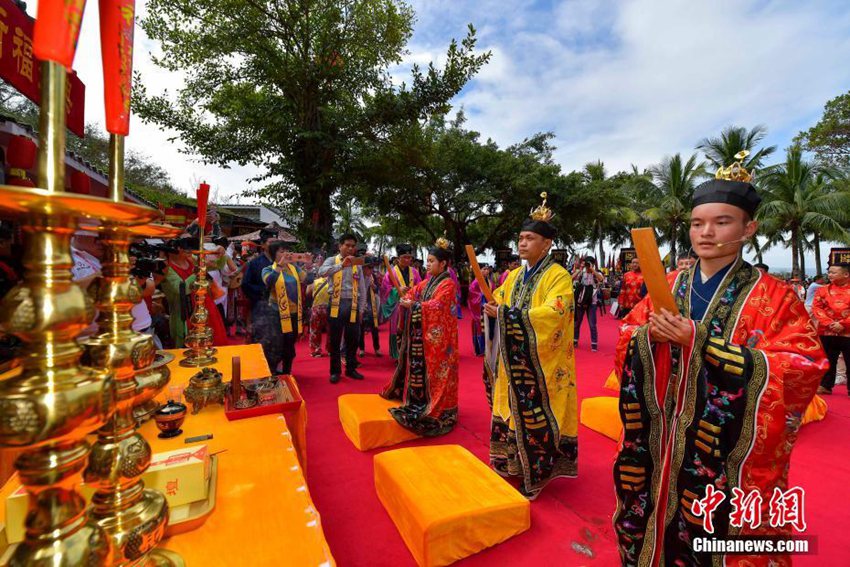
left=0, top=114, right=274, bottom=230
left=0, top=113, right=160, bottom=208
left=227, top=221, right=298, bottom=243
left=219, top=203, right=290, bottom=226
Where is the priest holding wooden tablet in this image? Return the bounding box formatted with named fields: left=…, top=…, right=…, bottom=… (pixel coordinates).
left=481, top=193, right=578, bottom=500
left=612, top=154, right=828, bottom=566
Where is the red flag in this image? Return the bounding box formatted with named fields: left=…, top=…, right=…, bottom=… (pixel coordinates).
left=197, top=182, right=210, bottom=230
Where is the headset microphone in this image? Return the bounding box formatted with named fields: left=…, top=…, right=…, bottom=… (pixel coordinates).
left=715, top=237, right=749, bottom=248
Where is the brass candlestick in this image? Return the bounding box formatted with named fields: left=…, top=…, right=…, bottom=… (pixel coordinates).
left=0, top=61, right=128, bottom=566
left=81, top=135, right=183, bottom=566
left=180, top=224, right=217, bottom=367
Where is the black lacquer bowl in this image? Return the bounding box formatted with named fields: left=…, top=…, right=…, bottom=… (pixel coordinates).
left=154, top=400, right=187, bottom=438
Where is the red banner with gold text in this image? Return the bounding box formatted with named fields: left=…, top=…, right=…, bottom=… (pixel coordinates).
left=0, top=0, right=85, bottom=137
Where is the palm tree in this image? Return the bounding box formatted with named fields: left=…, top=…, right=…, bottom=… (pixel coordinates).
left=334, top=200, right=369, bottom=240
left=744, top=230, right=784, bottom=264
left=802, top=174, right=850, bottom=275
left=696, top=125, right=777, bottom=173
left=582, top=161, right=642, bottom=263
left=759, top=145, right=850, bottom=275
left=643, top=153, right=707, bottom=269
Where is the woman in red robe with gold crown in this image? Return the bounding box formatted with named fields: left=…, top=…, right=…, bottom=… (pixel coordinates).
left=380, top=238, right=459, bottom=436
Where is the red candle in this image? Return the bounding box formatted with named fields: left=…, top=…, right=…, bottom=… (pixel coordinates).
left=33, top=0, right=86, bottom=69
left=197, top=182, right=210, bottom=230
left=99, top=0, right=136, bottom=136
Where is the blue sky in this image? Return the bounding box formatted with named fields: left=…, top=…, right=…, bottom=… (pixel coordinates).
left=28, top=0, right=850, bottom=270
left=398, top=0, right=850, bottom=270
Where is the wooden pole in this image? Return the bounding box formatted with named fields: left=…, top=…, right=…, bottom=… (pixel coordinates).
left=465, top=245, right=495, bottom=304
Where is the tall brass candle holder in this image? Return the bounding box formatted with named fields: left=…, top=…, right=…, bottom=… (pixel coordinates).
left=0, top=61, right=126, bottom=566
left=180, top=223, right=217, bottom=368
left=81, top=135, right=183, bottom=566
left=0, top=0, right=184, bottom=563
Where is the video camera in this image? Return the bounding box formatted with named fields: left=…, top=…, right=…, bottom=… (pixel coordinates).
left=129, top=242, right=169, bottom=279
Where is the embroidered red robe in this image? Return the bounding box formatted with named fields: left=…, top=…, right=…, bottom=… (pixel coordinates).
left=613, top=260, right=827, bottom=566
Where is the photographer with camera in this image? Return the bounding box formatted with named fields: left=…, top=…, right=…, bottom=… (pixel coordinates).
left=318, top=233, right=367, bottom=383
left=185, top=204, right=222, bottom=239
left=129, top=248, right=165, bottom=349
left=571, top=255, right=604, bottom=351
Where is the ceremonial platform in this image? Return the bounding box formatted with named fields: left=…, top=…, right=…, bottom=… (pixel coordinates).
left=4, top=315, right=840, bottom=565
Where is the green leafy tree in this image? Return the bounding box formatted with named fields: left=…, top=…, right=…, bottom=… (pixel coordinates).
left=696, top=125, right=776, bottom=172
left=63, top=124, right=176, bottom=194
left=797, top=91, right=850, bottom=167
left=136, top=0, right=490, bottom=248
left=352, top=113, right=583, bottom=263
left=643, top=153, right=707, bottom=269
left=0, top=80, right=38, bottom=130
left=759, top=145, right=849, bottom=275
left=363, top=213, right=437, bottom=258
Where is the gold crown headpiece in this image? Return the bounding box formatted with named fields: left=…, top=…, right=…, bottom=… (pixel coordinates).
left=715, top=150, right=754, bottom=183
left=435, top=233, right=450, bottom=250
left=530, top=191, right=554, bottom=222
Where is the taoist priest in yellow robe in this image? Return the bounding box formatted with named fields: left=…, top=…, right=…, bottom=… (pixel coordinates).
left=482, top=192, right=577, bottom=500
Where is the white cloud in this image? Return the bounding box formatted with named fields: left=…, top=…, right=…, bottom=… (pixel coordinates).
left=405, top=0, right=850, bottom=269
left=404, top=0, right=850, bottom=173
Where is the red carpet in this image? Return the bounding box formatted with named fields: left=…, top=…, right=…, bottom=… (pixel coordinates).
left=291, top=310, right=850, bottom=566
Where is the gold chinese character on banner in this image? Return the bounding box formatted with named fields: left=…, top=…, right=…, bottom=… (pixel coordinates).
left=0, top=8, right=9, bottom=54
left=12, top=27, right=32, bottom=81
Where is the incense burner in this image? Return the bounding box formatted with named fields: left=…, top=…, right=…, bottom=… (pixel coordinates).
left=184, top=367, right=227, bottom=413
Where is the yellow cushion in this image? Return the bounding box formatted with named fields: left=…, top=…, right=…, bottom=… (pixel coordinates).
left=374, top=445, right=530, bottom=567
left=338, top=394, right=419, bottom=451
left=580, top=396, right=622, bottom=441
left=802, top=394, right=827, bottom=425
left=603, top=369, right=620, bottom=391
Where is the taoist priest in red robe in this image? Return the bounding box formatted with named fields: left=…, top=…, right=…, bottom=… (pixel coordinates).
left=613, top=155, right=827, bottom=566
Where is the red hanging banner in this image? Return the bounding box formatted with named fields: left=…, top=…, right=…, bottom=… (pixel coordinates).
left=0, top=0, right=86, bottom=136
